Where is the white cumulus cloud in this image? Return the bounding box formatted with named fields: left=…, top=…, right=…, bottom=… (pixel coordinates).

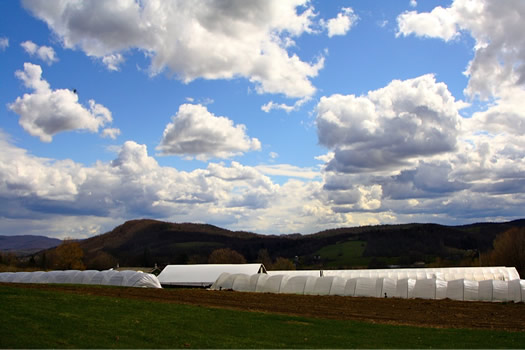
left=323, top=7, right=358, bottom=37
left=393, top=1, right=525, bottom=216
left=316, top=73, right=525, bottom=223
left=397, top=7, right=459, bottom=41
left=157, top=104, right=261, bottom=160
left=316, top=74, right=462, bottom=174
left=397, top=0, right=525, bottom=101
left=8, top=63, right=114, bottom=142
left=21, top=0, right=324, bottom=98
left=20, top=40, right=58, bottom=65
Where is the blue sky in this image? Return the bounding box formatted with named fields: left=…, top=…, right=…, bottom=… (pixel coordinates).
left=1, top=0, right=524, bottom=238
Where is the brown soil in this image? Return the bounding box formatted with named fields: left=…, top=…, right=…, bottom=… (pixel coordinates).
left=6, top=283, right=525, bottom=332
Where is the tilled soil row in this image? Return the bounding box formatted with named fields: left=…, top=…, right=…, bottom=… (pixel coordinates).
left=5, top=283, right=525, bottom=332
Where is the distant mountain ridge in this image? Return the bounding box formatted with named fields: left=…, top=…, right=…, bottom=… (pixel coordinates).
left=0, top=235, right=61, bottom=254
left=8, top=218, right=525, bottom=270
left=74, top=218, right=525, bottom=269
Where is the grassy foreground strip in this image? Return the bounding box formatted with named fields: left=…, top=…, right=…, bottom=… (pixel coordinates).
left=1, top=285, right=524, bottom=349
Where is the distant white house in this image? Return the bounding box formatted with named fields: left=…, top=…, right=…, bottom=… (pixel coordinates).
left=157, top=263, right=267, bottom=287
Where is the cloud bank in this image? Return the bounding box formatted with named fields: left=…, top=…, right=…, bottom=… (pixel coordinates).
left=0, top=133, right=349, bottom=237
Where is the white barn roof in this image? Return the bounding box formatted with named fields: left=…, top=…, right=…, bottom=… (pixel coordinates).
left=157, top=263, right=266, bottom=287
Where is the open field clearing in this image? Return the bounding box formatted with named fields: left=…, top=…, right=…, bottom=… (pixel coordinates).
left=1, top=283, right=524, bottom=348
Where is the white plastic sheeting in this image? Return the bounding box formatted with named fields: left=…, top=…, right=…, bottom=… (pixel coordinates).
left=478, top=279, right=525, bottom=303
left=280, top=275, right=315, bottom=294
left=414, top=279, right=436, bottom=299
left=447, top=279, right=465, bottom=301
left=396, top=278, right=416, bottom=299
left=158, top=264, right=266, bottom=287
left=446, top=279, right=479, bottom=301
left=479, top=280, right=509, bottom=302
left=309, top=276, right=334, bottom=295
left=382, top=278, right=397, bottom=299
left=259, top=274, right=288, bottom=293
left=509, top=279, right=525, bottom=303
left=231, top=274, right=252, bottom=292
left=329, top=276, right=347, bottom=296
left=344, top=278, right=358, bottom=297
left=210, top=273, right=524, bottom=303
left=269, top=270, right=322, bottom=277
left=354, top=277, right=383, bottom=298
left=0, top=270, right=161, bottom=288
left=268, top=266, right=519, bottom=281
left=212, top=272, right=235, bottom=290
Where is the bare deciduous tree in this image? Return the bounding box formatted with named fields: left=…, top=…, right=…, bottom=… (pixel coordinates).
left=270, top=257, right=296, bottom=271
left=53, top=239, right=85, bottom=270
left=488, top=227, right=525, bottom=277
left=208, top=248, right=246, bottom=264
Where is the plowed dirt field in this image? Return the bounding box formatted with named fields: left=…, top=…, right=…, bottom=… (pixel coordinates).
left=7, top=283, right=525, bottom=332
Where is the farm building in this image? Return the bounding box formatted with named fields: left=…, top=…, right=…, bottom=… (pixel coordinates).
left=0, top=269, right=161, bottom=288
left=157, top=263, right=267, bottom=287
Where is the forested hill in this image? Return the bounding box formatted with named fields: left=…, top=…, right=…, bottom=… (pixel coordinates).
left=72, top=218, right=525, bottom=269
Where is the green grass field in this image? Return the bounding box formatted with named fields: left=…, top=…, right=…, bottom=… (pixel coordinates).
left=315, top=240, right=408, bottom=268
left=1, top=284, right=524, bottom=349
left=315, top=240, right=371, bottom=268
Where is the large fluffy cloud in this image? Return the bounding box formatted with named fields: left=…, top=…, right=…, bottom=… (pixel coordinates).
left=316, top=74, right=462, bottom=173
left=22, top=0, right=324, bottom=98
left=316, top=71, right=525, bottom=222
left=397, top=0, right=525, bottom=100
left=157, top=104, right=261, bottom=160
left=8, top=63, right=116, bottom=142
left=389, top=0, right=525, bottom=223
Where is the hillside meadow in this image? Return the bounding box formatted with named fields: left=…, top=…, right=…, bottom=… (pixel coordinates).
left=1, top=283, right=524, bottom=349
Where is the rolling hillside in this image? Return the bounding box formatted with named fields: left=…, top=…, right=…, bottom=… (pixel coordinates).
left=67, top=218, right=525, bottom=269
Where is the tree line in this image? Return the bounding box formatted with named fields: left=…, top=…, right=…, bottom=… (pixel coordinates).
left=1, top=228, right=524, bottom=277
